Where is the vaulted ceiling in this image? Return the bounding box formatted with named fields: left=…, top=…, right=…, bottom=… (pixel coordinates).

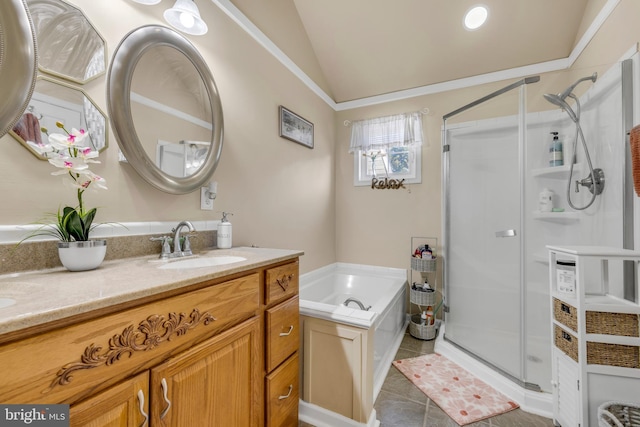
left=227, top=0, right=611, bottom=107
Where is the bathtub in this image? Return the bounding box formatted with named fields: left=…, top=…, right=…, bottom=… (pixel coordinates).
left=299, top=263, right=408, bottom=427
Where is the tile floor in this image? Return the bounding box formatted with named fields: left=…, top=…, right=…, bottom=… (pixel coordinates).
left=301, top=329, right=556, bottom=427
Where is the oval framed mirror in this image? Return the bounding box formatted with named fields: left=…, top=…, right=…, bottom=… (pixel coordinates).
left=0, top=0, right=38, bottom=139
left=107, top=25, right=223, bottom=194
left=10, top=76, right=108, bottom=159
left=26, top=0, right=107, bottom=84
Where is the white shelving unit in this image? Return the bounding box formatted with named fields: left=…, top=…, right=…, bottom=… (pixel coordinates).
left=547, top=245, right=640, bottom=427
left=409, top=237, right=440, bottom=340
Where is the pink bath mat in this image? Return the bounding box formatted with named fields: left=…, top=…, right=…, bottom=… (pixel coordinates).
left=392, top=353, right=519, bottom=425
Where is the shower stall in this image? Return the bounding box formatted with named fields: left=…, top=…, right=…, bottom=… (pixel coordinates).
left=441, top=53, right=637, bottom=395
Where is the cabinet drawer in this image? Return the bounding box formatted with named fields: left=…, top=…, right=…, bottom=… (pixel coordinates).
left=0, top=273, right=260, bottom=405
left=553, top=298, right=577, bottom=332
left=266, top=296, right=299, bottom=372
left=266, top=353, right=299, bottom=427
left=265, top=261, right=299, bottom=306
left=554, top=325, right=578, bottom=363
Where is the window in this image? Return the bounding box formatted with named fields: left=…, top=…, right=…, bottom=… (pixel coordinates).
left=353, top=145, right=422, bottom=186
left=349, top=111, right=424, bottom=187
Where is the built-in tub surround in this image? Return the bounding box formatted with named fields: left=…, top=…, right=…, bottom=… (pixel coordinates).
left=299, top=263, right=408, bottom=427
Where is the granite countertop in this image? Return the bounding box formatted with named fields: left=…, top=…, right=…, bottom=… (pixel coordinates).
left=0, top=246, right=303, bottom=336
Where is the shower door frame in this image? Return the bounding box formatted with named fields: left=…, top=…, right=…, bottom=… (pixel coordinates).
left=441, top=76, right=540, bottom=390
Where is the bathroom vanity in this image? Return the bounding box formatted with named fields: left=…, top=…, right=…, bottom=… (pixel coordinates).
left=0, top=247, right=301, bottom=427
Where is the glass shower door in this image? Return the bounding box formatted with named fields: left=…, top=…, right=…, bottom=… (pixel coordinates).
left=444, top=105, right=523, bottom=380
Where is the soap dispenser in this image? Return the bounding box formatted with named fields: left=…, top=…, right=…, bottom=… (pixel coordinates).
left=217, top=212, right=233, bottom=249
left=549, top=132, right=563, bottom=167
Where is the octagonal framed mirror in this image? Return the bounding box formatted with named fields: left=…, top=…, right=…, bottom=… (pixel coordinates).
left=26, top=0, right=107, bottom=84
left=10, top=76, right=108, bottom=159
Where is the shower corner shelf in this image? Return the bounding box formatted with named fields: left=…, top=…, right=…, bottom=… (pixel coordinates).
left=532, top=210, right=579, bottom=222
left=531, top=163, right=582, bottom=179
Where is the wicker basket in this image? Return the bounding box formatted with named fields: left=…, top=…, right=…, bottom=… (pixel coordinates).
left=410, top=315, right=439, bottom=340
left=410, top=287, right=436, bottom=306
left=598, top=401, right=640, bottom=427
left=586, top=311, right=640, bottom=337
left=553, top=298, right=578, bottom=332
left=554, top=325, right=578, bottom=362
left=587, top=342, right=640, bottom=368
left=411, top=256, right=436, bottom=272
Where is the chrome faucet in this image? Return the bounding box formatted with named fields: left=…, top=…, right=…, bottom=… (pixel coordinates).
left=171, top=220, right=196, bottom=257
left=343, top=297, right=371, bottom=311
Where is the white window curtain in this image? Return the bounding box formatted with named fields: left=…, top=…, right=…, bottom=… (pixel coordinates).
left=348, top=111, right=424, bottom=153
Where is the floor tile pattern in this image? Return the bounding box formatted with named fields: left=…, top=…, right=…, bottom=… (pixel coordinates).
left=301, top=328, right=556, bottom=427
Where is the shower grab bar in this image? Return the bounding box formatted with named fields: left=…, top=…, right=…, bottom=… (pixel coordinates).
left=443, top=76, right=540, bottom=120
left=495, top=229, right=517, bottom=238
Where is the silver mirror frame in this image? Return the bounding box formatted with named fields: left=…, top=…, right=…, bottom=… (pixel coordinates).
left=107, top=25, right=223, bottom=194
left=0, top=0, right=38, bottom=139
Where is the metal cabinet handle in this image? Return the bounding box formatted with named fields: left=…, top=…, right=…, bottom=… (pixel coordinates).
left=278, top=385, right=293, bottom=400
left=276, top=274, right=293, bottom=292
left=279, top=325, right=294, bottom=337
left=137, top=390, right=148, bottom=427
left=495, top=229, right=517, bottom=238
left=160, top=378, right=172, bottom=420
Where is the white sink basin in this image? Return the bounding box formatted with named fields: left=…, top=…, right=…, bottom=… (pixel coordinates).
left=158, top=256, right=247, bottom=270
left=0, top=298, right=16, bottom=309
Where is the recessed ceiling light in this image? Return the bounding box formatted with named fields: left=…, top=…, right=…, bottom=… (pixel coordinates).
left=464, top=5, right=489, bottom=31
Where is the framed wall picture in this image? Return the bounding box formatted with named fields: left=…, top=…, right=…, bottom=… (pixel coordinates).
left=279, top=106, right=313, bottom=148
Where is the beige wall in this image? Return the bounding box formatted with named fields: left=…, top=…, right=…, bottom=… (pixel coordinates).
left=334, top=0, right=640, bottom=271
left=0, top=0, right=336, bottom=274
left=2, top=0, right=639, bottom=276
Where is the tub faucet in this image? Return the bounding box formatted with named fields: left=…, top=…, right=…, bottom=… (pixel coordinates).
left=171, top=220, right=196, bottom=257
left=343, top=297, right=371, bottom=311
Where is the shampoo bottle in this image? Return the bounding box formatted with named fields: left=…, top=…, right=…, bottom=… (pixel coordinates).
left=549, top=132, right=563, bottom=167
left=217, top=212, right=233, bottom=249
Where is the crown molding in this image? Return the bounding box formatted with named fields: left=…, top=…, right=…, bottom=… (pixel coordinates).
left=210, top=0, right=620, bottom=111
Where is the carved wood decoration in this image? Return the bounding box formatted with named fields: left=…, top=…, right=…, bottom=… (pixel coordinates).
left=47, top=309, right=216, bottom=391
left=276, top=274, right=294, bottom=292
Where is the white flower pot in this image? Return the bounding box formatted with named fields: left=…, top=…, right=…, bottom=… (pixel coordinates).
left=57, top=240, right=107, bottom=272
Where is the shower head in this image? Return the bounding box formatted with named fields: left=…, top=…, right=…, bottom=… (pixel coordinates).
left=558, top=72, right=598, bottom=101
left=543, top=93, right=578, bottom=122
left=543, top=73, right=596, bottom=122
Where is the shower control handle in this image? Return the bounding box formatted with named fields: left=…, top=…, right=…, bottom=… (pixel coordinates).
left=576, top=168, right=605, bottom=195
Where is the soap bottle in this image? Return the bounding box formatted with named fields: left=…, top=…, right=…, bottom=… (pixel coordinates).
left=539, top=188, right=554, bottom=212
left=420, top=311, right=427, bottom=326
left=217, top=212, right=233, bottom=249
left=549, top=132, right=563, bottom=167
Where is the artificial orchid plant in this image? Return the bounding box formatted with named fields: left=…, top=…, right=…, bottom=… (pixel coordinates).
left=26, top=122, right=107, bottom=242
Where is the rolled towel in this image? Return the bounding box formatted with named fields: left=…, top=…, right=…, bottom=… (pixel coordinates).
left=26, top=112, right=42, bottom=145
left=631, top=125, right=640, bottom=196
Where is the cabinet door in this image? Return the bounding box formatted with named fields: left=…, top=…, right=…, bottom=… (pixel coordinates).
left=70, top=371, right=149, bottom=427
left=150, top=317, right=261, bottom=427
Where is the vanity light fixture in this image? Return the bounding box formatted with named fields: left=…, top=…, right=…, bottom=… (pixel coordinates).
left=463, top=5, right=489, bottom=31
left=163, top=0, right=208, bottom=36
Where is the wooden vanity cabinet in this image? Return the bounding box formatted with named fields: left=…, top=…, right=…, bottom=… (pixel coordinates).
left=70, top=372, right=150, bottom=427
left=263, top=261, right=300, bottom=427
left=0, top=257, right=301, bottom=427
